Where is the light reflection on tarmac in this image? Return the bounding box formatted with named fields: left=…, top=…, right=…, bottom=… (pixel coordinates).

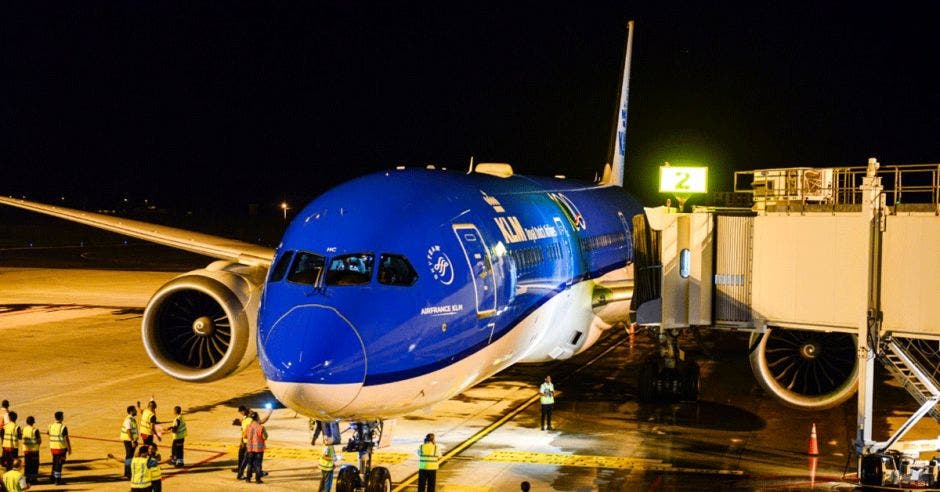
left=0, top=264, right=937, bottom=490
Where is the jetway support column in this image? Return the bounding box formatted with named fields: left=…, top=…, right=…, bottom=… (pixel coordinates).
left=855, top=158, right=885, bottom=459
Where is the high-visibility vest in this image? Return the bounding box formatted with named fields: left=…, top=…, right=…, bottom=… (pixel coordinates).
left=240, top=416, right=252, bottom=443
left=2, top=468, right=26, bottom=492
left=130, top=456, right=151, bottom=488
left=48, top=422, right=67, bottom=450
left=540, top=382, right=555, bottom=405
left=149, top=456, right=162, bottom=480
left=171, top=415, right=187, bottom=440
left=1, top=422, right=20, bottom=449
left=141, top=409, right=155, bottom=435
left=245, top=422, right=267, bottom=453
left=418, top=443, right=439, bottom=470
left=21, top=425, right=39, bottom=452
left=121, top=415, right=139, bottom=441
left=318, top=446, right=336, bottom=472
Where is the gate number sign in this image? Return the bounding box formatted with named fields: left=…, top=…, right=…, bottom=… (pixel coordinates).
left=659, top=166, right=708, bottom=193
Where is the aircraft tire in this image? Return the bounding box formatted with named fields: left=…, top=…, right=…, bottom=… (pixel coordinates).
left=365, top=466, right=392, bottom=492
left=336, top=464, right=360, bottom=492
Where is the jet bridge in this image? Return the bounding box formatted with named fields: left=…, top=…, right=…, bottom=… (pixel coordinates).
left=631, top=159, right=940, bottom=486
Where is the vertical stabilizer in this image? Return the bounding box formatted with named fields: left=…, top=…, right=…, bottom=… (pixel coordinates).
left=601, top=20, right=635, bottom=187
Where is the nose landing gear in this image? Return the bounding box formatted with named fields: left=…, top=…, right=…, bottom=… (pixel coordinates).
left=334, top=420, right=392, bottom=492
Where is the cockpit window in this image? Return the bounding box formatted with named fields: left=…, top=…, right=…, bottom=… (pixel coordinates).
left=270, top=250, right=294, bottom=282
left=287, top=251, right=325, bottom=285
left=325, top=253, right=374, bottom=286
left=378, top=254, right=418, bottom=286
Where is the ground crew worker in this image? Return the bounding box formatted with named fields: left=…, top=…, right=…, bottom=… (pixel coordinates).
left=235, top=406, right=271, bottom=478
left=1, top=411, right=22, bottom=470
left=148, top=445, right=163, bottom=492
left=48, top=411, right=71, bottom=485
left=20, top=417, right=40, bottom=484
left=168, top=405, right=186, bottom=467
left=139, top=399, right=161, bottom=448
left=417, top=433, right=440, bottom=492
left=318, top=444, right=339, bottom=492
left=129, top=445, right=155, bottom=491
left=243, top=412, right=267, bottom=484
left=121, top=405, right=140, bottom=479
left=0, top=401, right=10, bottom=427
left=539, top=375, right=555, bottom=430
left=2, top=458, right=28, bottom=491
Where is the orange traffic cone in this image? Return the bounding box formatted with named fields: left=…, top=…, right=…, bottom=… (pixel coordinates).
left=807, top=423, right=819, bottom=456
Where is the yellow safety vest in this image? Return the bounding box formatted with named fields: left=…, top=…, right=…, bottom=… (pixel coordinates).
left=318, top=446, right=336, bottom=472
left=240, top=416, right=252, bottom=443
left=171, top=415, right=187, bottom=440
left=540, top=382, right=555, bottom=405
left=149, top=457, right=162, bottom=480
left=418, top=443, right=439, bottom=470
left=48, top=422, right=66, bottom=450
left=141, top=409, right=155, bottom=435
left=2, top=469, right=25, bottom=492
left=130, top=456, right=151, bottom=488
left=121, top=415, right=139, bottom=441
left=1, top=422, right=20, bottom=449
left=21, top=425, right=39, bottom=452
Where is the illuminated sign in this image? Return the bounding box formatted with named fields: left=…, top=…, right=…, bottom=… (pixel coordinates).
left=659, top=166, right=708, bottom=193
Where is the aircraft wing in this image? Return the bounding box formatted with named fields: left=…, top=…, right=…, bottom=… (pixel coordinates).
left=0, top=196, right=275, bottom=268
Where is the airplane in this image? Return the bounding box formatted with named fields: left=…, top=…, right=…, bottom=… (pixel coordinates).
left=0, top=20, right=857, bottom=491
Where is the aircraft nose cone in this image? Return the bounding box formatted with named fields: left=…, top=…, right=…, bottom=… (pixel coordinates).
left=260, top=305, right=366, bottom=415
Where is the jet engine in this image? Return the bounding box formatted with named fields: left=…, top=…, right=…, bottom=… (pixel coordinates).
left=142, top=261, right=266, bottom=382
left=749, top=327, right=858, bottom=410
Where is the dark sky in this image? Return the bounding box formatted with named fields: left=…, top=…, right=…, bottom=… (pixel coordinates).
left=3, top=2, right=940, bottom=210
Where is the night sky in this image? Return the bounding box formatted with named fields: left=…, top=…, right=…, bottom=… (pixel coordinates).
left=3, top=2, right=940, bottom=212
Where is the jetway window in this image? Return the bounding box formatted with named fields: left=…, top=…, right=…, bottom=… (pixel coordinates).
left=378, top=254, right=418, bottom=286
left=287, top=251, right=325, bottom=285
left=326, top=253, right=374, bottom=286
left=270, top=250, right=294, bottom=282
left=679, top=248, right=691, bottom=278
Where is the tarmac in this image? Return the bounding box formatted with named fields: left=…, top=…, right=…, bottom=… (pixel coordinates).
left=1, top=245, right=939, bottom=491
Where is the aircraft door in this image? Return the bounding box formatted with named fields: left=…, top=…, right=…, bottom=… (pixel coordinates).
left=553, top=217, right=574, bottom=287
left=452, top=223, right=497, bottom=318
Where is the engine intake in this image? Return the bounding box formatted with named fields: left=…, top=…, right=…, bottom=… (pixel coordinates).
left=142, top=263, right=263, bottom=382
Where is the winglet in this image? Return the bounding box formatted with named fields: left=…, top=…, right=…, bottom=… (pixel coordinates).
left=601, top=20, right=635, bottom=187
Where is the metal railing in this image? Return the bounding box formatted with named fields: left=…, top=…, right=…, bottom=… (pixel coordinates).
left=734, top=163, right=940, bottom=212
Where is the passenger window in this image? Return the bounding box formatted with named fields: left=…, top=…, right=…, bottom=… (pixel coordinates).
left=287, top=252, right=325, bottom=285
left=378, top=254, right=418, bottom=286
left=326, top=253, right=374, bottom=286
left=269, top=250, right=294, bottom=282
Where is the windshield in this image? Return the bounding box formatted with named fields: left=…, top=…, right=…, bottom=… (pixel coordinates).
left=287, top=251, right=325, bottom=285
left=325, top=253, right=374, bottom=286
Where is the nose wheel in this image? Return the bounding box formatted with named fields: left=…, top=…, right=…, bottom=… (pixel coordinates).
left=334, top=420, right=391, bottom=492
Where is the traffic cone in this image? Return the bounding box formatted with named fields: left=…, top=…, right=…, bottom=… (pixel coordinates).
left=807, top=423, right=819, bottom=456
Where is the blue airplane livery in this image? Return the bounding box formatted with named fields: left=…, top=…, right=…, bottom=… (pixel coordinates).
left=1, top=21, right=641, bottom=490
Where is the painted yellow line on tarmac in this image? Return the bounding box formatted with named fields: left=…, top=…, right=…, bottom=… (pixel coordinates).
left=482, top=450, right=744, bottom=475
left=186, top=442, right=410, bottom=464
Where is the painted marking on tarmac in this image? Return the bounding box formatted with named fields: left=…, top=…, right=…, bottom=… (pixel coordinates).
left=483, top=450, right=743, bottom=475
left=186, top=442, right=410, bottom=464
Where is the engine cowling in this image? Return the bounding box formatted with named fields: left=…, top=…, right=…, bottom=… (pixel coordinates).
left=142, top=261, right=266, bottom=382
left=749, top=327, right=858, bottom=410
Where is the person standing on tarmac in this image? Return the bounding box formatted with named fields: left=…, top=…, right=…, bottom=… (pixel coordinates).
left=539, top=375, right=555, bottom=430
left=2, top=458, right=28, bottom=492
left=48, top=411, right=71, bottom=485
left=129, top=445, right=155, bottom=492
left=243, top=412, right=268, bottom=484
left=318, top=444, right=339, bottom=492
left=121, top=405, right=140, bottom=479
left=1, top=411, right=22, bottom=470
left=168, top=406, right=187, bottom=467
left=138, top=399, right=161, bottom=448
left=235, top=405, right=271, bottom=479
left=148, top=444, right=163, bottom=492
left=417, top=433, right=440, bottom=492
left=20, top=417, right=40, bottom=485
left=0, top=401, right=10, bottom=427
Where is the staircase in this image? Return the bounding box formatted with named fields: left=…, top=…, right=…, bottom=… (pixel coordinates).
left=881, top=337, right=940, bottom=422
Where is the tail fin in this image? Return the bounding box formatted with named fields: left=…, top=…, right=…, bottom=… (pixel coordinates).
left=601, top=20, right=635, bottom=187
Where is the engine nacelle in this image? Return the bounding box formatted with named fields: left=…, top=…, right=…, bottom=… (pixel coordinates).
left=142, top=261, right=266, bottom=382
left=749, top=327, right=858, bottom=410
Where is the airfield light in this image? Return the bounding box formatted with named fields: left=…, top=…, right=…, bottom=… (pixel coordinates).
left=280, top=202, right=289, bottom=220
left=264, top=402, right=273, bottom=410
left=659, top=162, right=708, bottom=212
